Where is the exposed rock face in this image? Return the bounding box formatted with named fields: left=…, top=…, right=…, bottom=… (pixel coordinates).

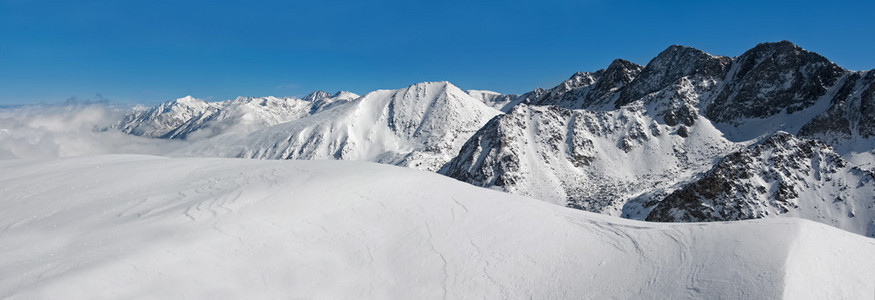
left=496, top=59, right=644, bottom=111
left=645, top=132, right=875, bottom=237
left=440, top=104, right=734, bottom=215
left=615, top=45, right=732, bottom=108
left=525, top=71, right=603, bottom=109
left=706, top=41, right=845, bottom=124
left=501, top=41, right=867, bottom=145
left=798, top=70, right=875, bottom=143
left=582, top=59, right=643, bottom=108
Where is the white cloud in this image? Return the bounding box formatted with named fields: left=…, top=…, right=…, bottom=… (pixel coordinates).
left=0, top=103, right=189, bottom=159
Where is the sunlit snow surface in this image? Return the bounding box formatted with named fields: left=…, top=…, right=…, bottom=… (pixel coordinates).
left=1, top=155, right=873, bottom=299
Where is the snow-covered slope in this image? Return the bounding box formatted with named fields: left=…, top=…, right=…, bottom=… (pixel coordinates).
left=440, top=103, right=736, bottom=216
left=176, top=82, right=502, bottom=171
left=646, top=132, right=875, bottom=237
left=118, top=91, right=359, bottom=140
left=2, top=155, right=873, bottom=299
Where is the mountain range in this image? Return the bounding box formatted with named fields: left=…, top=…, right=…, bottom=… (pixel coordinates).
left=116, top=41, right=875, bottom=237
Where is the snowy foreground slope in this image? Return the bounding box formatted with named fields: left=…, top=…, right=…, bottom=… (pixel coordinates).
left=2, top=155, right=873, bottom=299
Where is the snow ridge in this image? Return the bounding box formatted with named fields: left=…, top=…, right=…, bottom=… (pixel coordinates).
left=117, top=91, right=359, bottom=140
left=176, top=81, right=501, bottom=171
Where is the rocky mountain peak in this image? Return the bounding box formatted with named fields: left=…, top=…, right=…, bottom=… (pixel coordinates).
left=606, top=58, right=642, bottom=73
left=515, top=72, right=602, bottom=109
left=615, top=45, right=731, bottom=108
left=581, top=59, right=644, bottom=108
left=563, top=71, right=600, bottom=92
left=303, top=91, right=332, bottom=102
left=706, top=41, right=846, bottom=123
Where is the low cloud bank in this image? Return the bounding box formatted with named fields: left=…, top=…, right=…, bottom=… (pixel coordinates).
left=0, top=103, right=188, bottom=159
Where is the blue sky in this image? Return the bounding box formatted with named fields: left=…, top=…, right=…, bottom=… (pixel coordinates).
left=1, top=0, right=873, bottom=105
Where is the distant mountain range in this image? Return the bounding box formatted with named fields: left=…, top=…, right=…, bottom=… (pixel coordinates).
left=115, top=41, right=875, bottom=237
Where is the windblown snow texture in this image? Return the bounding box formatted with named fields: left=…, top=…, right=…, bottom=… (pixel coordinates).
left=2, top=156, right=873, bottom=299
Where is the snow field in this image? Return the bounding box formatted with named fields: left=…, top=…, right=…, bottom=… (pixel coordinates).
left=1, top=155, right=873, bottom=299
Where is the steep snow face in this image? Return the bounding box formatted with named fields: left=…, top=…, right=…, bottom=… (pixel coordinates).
left=176, top=81, right=502, bottom=171
left=647, top=132, right=875, bottom=237
left=2, top=155, right=873, bottom=299
left=440, top=104, right=736, bottom=216
left=117, top=92, right=360, bottom=140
